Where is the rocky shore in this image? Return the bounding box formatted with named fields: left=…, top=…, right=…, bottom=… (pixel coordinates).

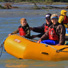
left=0, top=2, right=68, bottom=9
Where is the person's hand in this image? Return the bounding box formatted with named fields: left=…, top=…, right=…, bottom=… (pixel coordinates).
left=37, top=39, right=41, bottom=43
left=56, top=44, right=60, bottom=46
left=8, top=34, right=11, bottom=36
left=29, top=27, right=33, bottom=30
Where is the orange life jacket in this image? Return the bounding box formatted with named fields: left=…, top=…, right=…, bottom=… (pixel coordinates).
left=44, top=25, right=49, bottom=32
left=49, top=28, right=59, bottom=41
left=18, top=27, right=26, bottom=36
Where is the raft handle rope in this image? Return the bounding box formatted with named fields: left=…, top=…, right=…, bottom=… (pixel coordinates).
left=56, top=47, right=68, bottom=53
left=45, top=44, right=57, bottom=50
left=45, top=44, right=59, bottom=53
left=0, top=37, right=6, bottom=57
left=45, top=44, right=68, bottom=53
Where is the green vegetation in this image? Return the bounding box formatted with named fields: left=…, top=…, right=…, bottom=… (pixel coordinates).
left=0, top=4, right=5, bottom=9
left=0, top=0, right=68, bottom=2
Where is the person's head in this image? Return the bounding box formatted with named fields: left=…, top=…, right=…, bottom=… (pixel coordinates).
left=20, top=18, right=27, bottom=26
left=51, top=14, right=58, bottom=25
left=45, top=13, right=51, bottom=24
left=60, top=10, right=67, bottom=16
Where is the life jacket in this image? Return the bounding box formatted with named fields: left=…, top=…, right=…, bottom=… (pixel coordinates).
left=44, top=25, right=49, bottom=32
left=18, top=27, right=26, bottom=36
left=63, top=16, right=68, bottom=24
left=49, top=28, right=59, bottom=41
left=59, top=16, right=68, bottom=24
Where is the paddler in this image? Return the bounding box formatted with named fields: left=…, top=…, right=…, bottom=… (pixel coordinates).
left=8, top=18, right=31, bottom=38
left=30, top=13, right=52, bottom=38
left=58, top=10, right=68, bottom=28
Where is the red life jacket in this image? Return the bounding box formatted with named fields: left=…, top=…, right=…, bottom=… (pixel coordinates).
left=49, top=28, right=59, bottom=41
left=63, top=16, right=68, bottom=24
left=44, top=25, right=49, bottom=32
left=59, top=16, right=68, bottom=24
left=18, top=27, right=26, bottom=36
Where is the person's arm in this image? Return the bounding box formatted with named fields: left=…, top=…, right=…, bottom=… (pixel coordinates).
left=11, top=29, right=19, bottom=34
left=35, top=33, right=44, bottom=38
left=57, top=25, right=65, bottom=45
left=8, top=29, right=19, bottom=36
left=31, top=33, right=44, bottom=38
left=30, top=23, right=45, bottom=33
left=37, top=29, right=49, bottom=43
left=58, top=16, right=64, bottom=23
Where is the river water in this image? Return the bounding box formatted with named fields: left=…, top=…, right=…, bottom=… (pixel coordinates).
left=0, top=3, right=68, bottom=68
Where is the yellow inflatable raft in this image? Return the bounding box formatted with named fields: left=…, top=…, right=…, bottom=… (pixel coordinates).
left=4, top=35, right=68, bottom=61
left=64, top=24, right=68, bottom=28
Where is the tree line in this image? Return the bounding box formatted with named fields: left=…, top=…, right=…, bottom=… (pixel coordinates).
left=0, top=0, right=68, bottom=2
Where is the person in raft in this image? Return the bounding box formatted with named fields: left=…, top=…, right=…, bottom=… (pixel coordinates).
left=8, top=18, right=31, bottom=38
left=58, top=10, right=68, bottom=28
left=37, top=14, right=65, bottom=45
left=30, top=13, right=52, bottom=38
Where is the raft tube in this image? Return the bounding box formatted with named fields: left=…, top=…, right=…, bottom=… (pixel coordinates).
left=64, top=24, right=68, bottom=28
left=4, top=35, right=68, bottom=61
